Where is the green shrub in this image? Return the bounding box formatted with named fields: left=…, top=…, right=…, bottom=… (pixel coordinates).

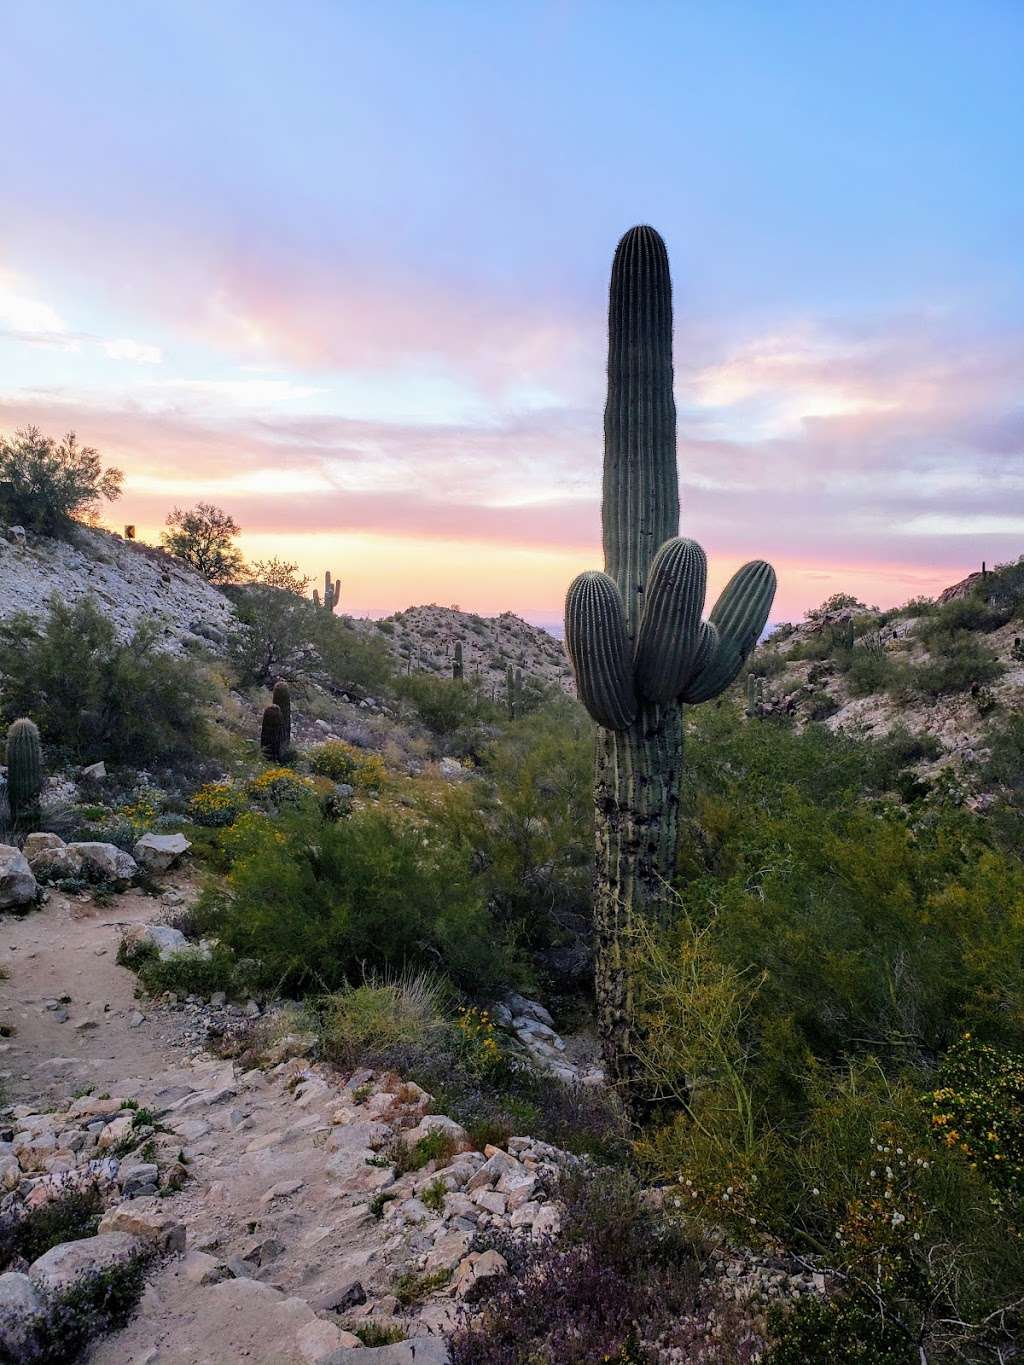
left=765, top=1295, right=914, bottom=1364
left=805, top=690, right=839, bottom=720
left=307, top=739, right=387, bottom=790
left=396, top=673, right=495, bottom=737
left=422, top=696, right=593, bottom=957
left=317, top=971, right=449, bottom=1070
left=675, top=707, right=1024, bottom=1116
left=640, top=1063, right=1024, bottom=1362
left=186, top=781, right=245, bottom=827
left=897, top=631, right=1004, bottom=696
left=313, top=615, right=392, bottom=693
left=842, top=644, right=898, bottom=695
left=0, top=1183, right=102, bottom=1269
left=117, top=935, right=245, bottom=999
left=0, top=426, right=123, bottom=536
left=0, top=597, right=214, bottom=765
left=192, top=806, right=513, bottom=994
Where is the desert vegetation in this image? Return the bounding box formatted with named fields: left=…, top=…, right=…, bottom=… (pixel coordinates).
left=2, top=238, right=1024, bottom=1364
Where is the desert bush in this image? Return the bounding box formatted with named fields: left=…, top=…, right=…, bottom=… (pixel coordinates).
left=312, top=616, right=392, bottom=693
left=675, top=707, right=1024, bottom=1119
left=317, top=971, right=449, bottom=1070
left=422, top=696, right=593, bottom=957
left=0, top=426, right=123, bottom=535
left=805, top=690, right=839, bottom=720
left=227, top=586, right=391, bottom=691
left=842, top=644, right=898, bottom=695
left=117, top=935, right=245, bottom=999
left=396, top=673, right=496, bottom=738
left=244, top=766, right=315, bottom=811
left=0, top=1183, right=102, bottom=1269
left=226, top=583, right=317, bottom=684
left=750, top=648, right=788, bottom=678
left=641, top=1062, right=1024, bottom=1363
left=161, top=503, right=244, bottom=583
left=448, top=1169, right=712, bottom=1365
left=0, top=597, right=214, bottom=765
left=186, top=781, right=245, bottom=827
left=192, top=805, right=513, bottom=994
left=897, top=631, right=1004, bottom=696
left=307, top=739, right=387, bottom=790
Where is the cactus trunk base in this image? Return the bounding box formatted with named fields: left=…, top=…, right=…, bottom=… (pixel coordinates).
left=593, top=701, right=682, bottom=1093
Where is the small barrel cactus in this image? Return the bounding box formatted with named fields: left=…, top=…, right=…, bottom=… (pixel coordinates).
left=271, top=679, right=291, bottom=749
left=260, top=704, right=284, bottom=762
left=6, top=717, right=43, bottom=827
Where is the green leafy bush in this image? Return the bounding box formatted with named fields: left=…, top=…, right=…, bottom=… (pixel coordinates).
left=307, top=739, right=387, bottom=790
left=0, top=1183, right=102, bottom=1269
left=227, top=586, right=391, bottom=691
left=193, top=806, right=514, bottom=994
left=117, top=935, right=246, bottom=1000
left=675, top=707, right=1024, bottom=1117
left=0, top=426, right=123, bottom=535
left=396, top=673, right=496, bottom=737
left=0, top=597, right=214, bottom=765
left=842, top=644, right=899, bottom=695
left=898, top=631, right=1004, bottom=696
left=422, top=696, right=593, bottom=958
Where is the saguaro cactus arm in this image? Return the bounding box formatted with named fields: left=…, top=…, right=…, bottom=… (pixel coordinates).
left=633, top=537, right=707, bottom=703
left=565, top=571, right=637, bottom=730
left=681, top=561, right=776, bottom=704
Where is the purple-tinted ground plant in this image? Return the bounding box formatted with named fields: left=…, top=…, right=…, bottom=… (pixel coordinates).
left=447, top=1169, right=763, bottom=1365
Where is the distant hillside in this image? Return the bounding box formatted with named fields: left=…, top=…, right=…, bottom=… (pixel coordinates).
left=0, top=523, right=235, bottom=652
left=353, top=602, right=574, bottom=697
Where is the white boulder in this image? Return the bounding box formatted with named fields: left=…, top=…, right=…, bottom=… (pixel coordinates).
left=133, top=831, right=191, bottom=873
left=0, top=845, right=37, bottom=908
left=67, top=842, right=137, bottom=881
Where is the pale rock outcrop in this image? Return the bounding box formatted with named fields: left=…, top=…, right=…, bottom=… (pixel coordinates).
left=29, top=1232, right=145, bottom=1296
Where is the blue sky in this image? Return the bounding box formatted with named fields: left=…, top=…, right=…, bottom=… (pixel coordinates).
left=2, top=1, right=1021, bottom=620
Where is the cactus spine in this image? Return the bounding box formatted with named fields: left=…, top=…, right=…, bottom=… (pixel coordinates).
left=5, top=718, right=42, bottom=827
left=564, top=226, right=776, bottom=1093
left=271, top=679, right=291, bottom=750
left=452, top=641, right=463, bottom=681
left=260, top=704, right=284, bottom=761
left=313, top=571, right=341, bottom=613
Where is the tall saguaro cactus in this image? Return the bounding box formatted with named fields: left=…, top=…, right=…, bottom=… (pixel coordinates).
left=564, top=226, right=776, bottom=1091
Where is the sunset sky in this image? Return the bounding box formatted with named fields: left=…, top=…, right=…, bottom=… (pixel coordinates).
left=3, top=2, right=1022, bottom=626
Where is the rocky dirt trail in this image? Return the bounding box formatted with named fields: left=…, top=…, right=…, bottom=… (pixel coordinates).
left=1, top=884, right=192, bottom=1111
left=1, top=882, right=572, bottom=1364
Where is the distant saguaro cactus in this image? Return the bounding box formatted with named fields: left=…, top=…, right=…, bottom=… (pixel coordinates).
left=271, top=679, right=291, bottom=749
left=452, top=641, right=464, bottom=681
left=505, top=664, right=524, bottom=719
left=564, top=226, right=776, bottom=1091
left=260, top=704, right=284, bottom=761
left=746, top=672, right=758, bottom=717
left=6, top=718, right=43, bottom=827
left=313, top=571, right=341, bottom=613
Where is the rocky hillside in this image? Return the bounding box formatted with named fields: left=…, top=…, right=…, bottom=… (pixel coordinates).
left=354, top=604, right=574, bottom=696
left=0, top=524, right=235, bottom=653
left=748, top=571, right=1024, bottom=778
